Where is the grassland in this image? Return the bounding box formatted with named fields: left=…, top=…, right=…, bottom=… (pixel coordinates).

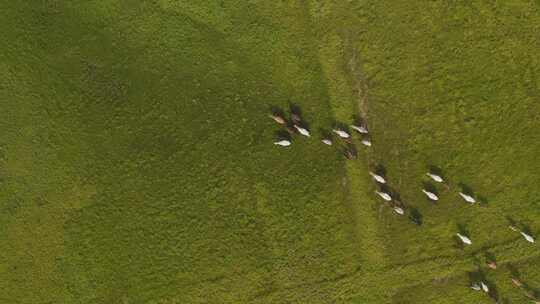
left=0, top=1, right=539, bottom=304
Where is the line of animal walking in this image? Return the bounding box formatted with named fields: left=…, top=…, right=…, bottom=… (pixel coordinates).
left=270, top=109, right=370, bottom=159
left=269, top=107, right=538, bottom=303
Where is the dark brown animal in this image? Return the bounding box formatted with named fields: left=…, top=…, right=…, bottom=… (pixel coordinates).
left=524, top=291, right=540, bottom=303
left=511, top=277, right=523, bottom=287
left=291, top=113, right=301, bottom=124
left=487, top=261, right=497, bottom=270
left=285, top=125, right=296, bottom=135
left=343, top=149, right=356, bottom=160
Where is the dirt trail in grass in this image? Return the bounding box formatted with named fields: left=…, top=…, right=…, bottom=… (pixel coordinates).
left=307, top=12, right=388, bottom=270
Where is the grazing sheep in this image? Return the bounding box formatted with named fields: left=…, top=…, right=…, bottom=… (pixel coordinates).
left=350, top=124, right=369, bottom=134
left=409, top=213, right=422, bottom=226
left=375, top=190, right=392, bottom=201
left=520, top=231, right=535, bottom=243
left=322, top=139, right=333, bottom=145
left=456, top=233, right=472, bottom=245
left=274, top=140, right=291, bottom=147
left=459, top=192, right=476, bottom=203
left=422, top=189, right=439, bottom=201
left=333, top=129, right=350, bottom=138
left=426, top=172, right=444, bottom=183
left=269, top=113, right=286, bottom=124
left=509, top=226, right=536, bottom=243
left=361, top=139, right=372, bottom=147
left=369, top=171, right=386, bottom=184
left=480, top=282, right=489, bottom=293
left=294, top=125, right=311, bottom=137
left=393, top=206, right=405, bottom=215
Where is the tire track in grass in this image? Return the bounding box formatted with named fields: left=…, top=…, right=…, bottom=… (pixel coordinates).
left=245, top=236, right=539, bottom=303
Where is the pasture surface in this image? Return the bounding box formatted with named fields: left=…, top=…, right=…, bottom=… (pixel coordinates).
left=0, top=1, right=539, bottom=304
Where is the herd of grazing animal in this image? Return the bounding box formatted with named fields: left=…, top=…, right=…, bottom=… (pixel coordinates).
left=269, top=106, right=538, bottom=302
left=270, top=108, right=372, bottom=159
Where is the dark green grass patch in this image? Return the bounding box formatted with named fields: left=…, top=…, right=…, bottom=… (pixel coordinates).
left=0, top=1, right=364, bottom=303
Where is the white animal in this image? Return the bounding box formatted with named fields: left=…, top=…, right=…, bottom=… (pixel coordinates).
left=361, top=139, right=372, bottom=147
left=350, top=125, right=368, bottom=134
left=332, top=129, right=350, bottom=138
left=294, top=125, right=311, bottom=137
left=470, top=283, right=481, bottom=291
left=480, top=282, right=489, bottom=293
left=322, top=139, right=332, bottom=145
left=369, top=171, right=386, bottom=184
left=456, top=233, right=472, bottom=245
left=393, top=206, right=405, bottom=215
left=274, top=140, right=291, bottom=147
left=375, top=190, right=392, bottom=201
left=459, top=192, right=476, bottom=203
left=426, top=173, right=444, bottom=183
left=520, top=231, right=535, bottom=243
left=422, top=189, right=439, bottom=201
left=510, top=226, right=535, bottom=243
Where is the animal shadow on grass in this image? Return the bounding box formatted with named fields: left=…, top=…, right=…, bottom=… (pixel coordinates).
left=507, top=263, right=521, bottom=279
left=505, top=216, right=518, bottom=228
left=457, top=223, right=470, bottom=236
left=374, top=164, right=387, bottom=177
left=467, top=269, right=486, bottom=284
left=378, top=183, right=393, bottom=196
left=392, top=191, right=402, bottom=203
left=427, top=165, right=444, bottom=177
left=476, top=194, right=489, bottom=207
left=521, top=224, right=534, bottom=236
left=297, top=120, right=311, bottom=131
left=342, top=143, right=358, bottom=160
left=332, top=121, right=350, bottom=133
left=421, top=181, right=438, bottom=195
left=453, top=237, right=465, bottom=250
left=484, top=251, right=497, bottom=265
left=408, top=207, right=423, bottom=226
left=289, top=103, right=311, bottom=130
left=319, top=128, right=333, bottom=140
left=458, top=182, right=475, bottom=197
left=486, top=282, right=501, bottom=302
left=351, top=114, right=367, bottom=126
left=269, top=105, right=285, bottom=118
left=288, top=102, right=304, bottom=124
left=275, top=130, right=291, bottom=141
left=289, top=103, right=302, bottom=117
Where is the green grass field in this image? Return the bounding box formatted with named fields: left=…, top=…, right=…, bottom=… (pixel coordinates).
left=0, top=1, right=539, bottom=303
